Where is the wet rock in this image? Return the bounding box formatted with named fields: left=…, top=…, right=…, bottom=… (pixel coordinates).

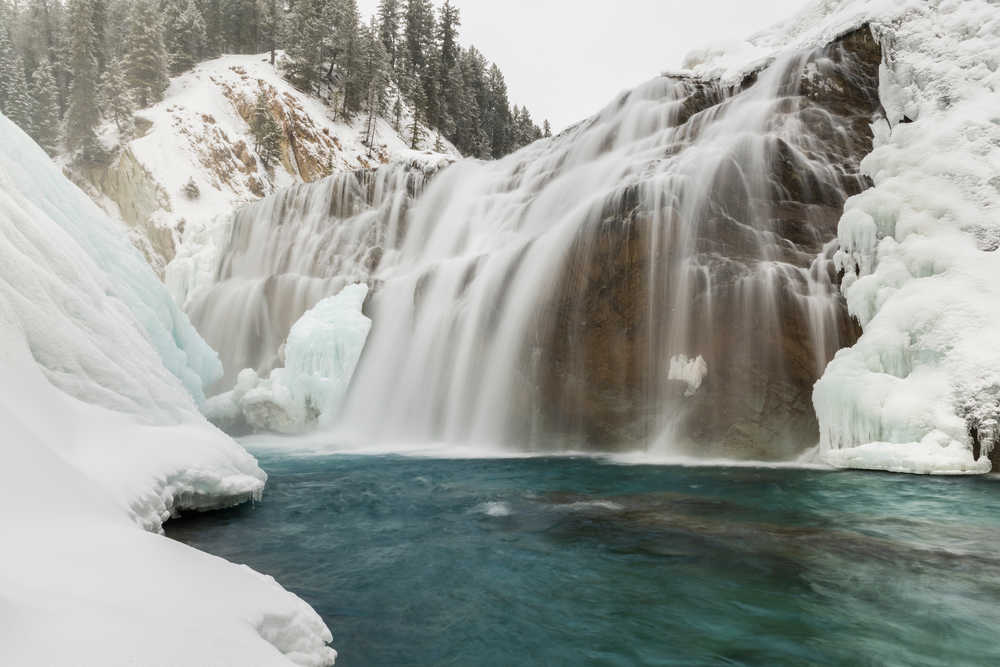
left=531, top=27, right=880, bottom=456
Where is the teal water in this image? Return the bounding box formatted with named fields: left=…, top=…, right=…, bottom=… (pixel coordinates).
left=167, top=453, right=1000, bottom=666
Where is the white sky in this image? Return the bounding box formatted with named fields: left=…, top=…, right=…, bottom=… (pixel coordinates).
left=357, top=0, right=812, bottom=132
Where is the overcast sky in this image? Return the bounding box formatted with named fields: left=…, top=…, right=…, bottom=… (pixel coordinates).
left=357, top=0, right=812, bottom=132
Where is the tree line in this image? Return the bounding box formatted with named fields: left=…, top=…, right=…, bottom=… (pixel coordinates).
left=0, top=0, right=551, bottom=163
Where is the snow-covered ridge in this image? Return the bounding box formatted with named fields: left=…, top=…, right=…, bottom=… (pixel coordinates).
left=76, top=52, right=457, bottom=275
left=0, top=114, right=335, bottom=664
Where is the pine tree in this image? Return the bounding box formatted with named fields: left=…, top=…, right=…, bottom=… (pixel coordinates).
left=361, top=18, right=389, bottom=154
left=283, top=0, right=325, bottom=93
left=195, top=0, right=223, bottom=58
left=99, top=55, right=134, bottom=137
left=0, top=18, right=17, bottom=115
left=408, top=82, right=426, bottom=149
left=436, top=0, right=459, bottom=83
left=392, top=95, right=402, bottom=132
left=257, top=0, right=280, bottom=66
left=4, top=53, right=33, bottom=134
left=90, top=0, right=109, bottom=74
left=403, top=0, right=433, bottom=79
left=543, top=119, right=552, bottom=138
left=164, top=0, right=207, bottom=74
left=251, top=89, right=281, bottom=168
left=65, top=0, right=103, bottom=161
left=30, top=58, right=61, bottom=154
left=125, top=0, right=169, bottom=108
left=333, top=0, right=364, bottom=118
left=377, top=0, right=400, bottom=70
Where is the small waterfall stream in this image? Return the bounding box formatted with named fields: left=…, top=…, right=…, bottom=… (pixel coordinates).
left=186, top=28, right=881, bottom=458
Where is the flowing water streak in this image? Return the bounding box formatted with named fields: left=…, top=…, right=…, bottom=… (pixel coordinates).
left=189, top=33, right=879, bottom=456
left=187, top=162, right=430, bottom=390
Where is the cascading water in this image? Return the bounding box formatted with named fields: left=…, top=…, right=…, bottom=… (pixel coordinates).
left=184, top=28, right=881, bottom=458
left=184, top=157, right=444, bottom=390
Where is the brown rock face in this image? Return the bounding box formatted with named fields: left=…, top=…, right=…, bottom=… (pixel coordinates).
left=531, top=28, right=881, bottom=456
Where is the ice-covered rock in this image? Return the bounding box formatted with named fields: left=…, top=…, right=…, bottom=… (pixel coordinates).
left=812, top=0, right=1000, bottom=474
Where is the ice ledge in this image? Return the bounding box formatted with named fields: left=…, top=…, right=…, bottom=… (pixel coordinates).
left=821, top=433, right=992, bottom=476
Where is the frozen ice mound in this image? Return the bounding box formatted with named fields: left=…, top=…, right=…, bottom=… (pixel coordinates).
left=813, top=0, right=1000, bottom=474
left=206, top=284, right=372, bottom=434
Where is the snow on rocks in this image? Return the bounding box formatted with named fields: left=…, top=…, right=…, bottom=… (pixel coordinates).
left=0, top=114, right=336, bottom=664
left=206, top=284, right=372, bottom=435
left=80, top=51, right=457, bottom=274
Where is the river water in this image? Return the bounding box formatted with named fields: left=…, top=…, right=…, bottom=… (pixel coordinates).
left=168, top=451, right=1000, bottom=666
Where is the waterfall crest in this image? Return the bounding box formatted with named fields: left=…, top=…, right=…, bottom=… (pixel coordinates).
left=187, top=28, right=882, bottom=458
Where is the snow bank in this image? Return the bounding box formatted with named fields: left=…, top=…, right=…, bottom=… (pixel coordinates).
left=206, top=284, right=372, bottom=434
left=0, top=114, right=335, bottom=664
left=812, top=0, right=1000, bottom=474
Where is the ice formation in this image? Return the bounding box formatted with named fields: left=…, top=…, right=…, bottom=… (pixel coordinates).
left=809, top=0, right=1000, bottom=474
left=205, top=284, right=372, bottom=434
left=0, top=114, right=335, bottom=664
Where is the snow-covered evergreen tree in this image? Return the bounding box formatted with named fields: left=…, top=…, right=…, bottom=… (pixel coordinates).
left=377, top=0, right=400, bottom=70
left=3, top=53, right=33, bottom=133
left=257, top=0, right=280, bottom=66
left=164, top=0, right=207, bottom=74
left=543, top=119, right=552, bottom=138
left=30, top=57, right=60, bottom=154
left=125, top=0, right=169, bottom=107
left=0, top=18, right=18, bottom=115
left=64, top=0, right=103, bottom=160
left=362, top=17, right=389, bottom=153
left=333, top=0, right=364, bottom=118
left=251, top=89, right=281, bottom=168
left=98, top=55, right=134, bottom=137
left=283, top=0, right=325, bottom=93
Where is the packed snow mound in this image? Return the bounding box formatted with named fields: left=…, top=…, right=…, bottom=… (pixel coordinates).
left=206, top=284, right=372, bottom=434
left=79, top=52, right=457, bottom=273
left=0, top=115, right=335, bottom=664
left=812, top=0, right=1000, bottom=474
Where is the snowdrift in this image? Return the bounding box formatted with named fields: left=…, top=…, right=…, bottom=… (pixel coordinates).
left=0, top=114, right=335, bottom=665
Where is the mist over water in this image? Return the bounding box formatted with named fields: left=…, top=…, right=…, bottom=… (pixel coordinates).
left=169, top=454, right=1000, bottom=666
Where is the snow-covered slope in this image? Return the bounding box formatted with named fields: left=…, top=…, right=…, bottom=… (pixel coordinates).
left=0, top=113, right=336, bottom=665
left=77, top=52, right=457, bottom=274
left=687, top=0, right=1000, bottom=474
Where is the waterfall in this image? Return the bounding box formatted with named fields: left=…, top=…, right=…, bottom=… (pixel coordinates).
left=186, top=28, right=881, bottom=458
